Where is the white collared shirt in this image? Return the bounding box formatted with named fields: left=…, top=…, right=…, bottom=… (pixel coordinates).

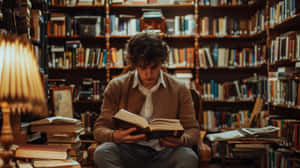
left=133, top=70, right=166, bottom=151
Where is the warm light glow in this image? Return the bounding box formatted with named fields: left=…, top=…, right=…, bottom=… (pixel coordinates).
left=0, top=34, right=47, bottom=116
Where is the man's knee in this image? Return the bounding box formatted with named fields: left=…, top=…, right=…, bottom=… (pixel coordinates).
left=94, top=142, right=120, bottom=167
left=170, top=147, right=199, bottom=168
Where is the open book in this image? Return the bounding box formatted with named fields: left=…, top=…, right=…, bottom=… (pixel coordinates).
left=30, top=116, right=80, bottom=126
left=113, top=109, right=184, bottom=139
left=206, top=126, right=279, bottom=142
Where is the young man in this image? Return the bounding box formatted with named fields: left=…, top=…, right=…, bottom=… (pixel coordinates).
left=93, top=33, right=200, bottom=168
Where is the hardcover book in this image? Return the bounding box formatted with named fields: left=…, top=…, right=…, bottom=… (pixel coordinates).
left=113, top=109, right=184, bottom=139
left=15, top=144, right=68, bottom=160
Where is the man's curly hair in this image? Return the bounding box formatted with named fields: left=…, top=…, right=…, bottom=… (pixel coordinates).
left=125, top=33, right=169, bottom=67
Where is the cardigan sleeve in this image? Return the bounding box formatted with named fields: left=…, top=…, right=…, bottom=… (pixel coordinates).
left=178, top=84, right=200, bottom=146
left=93, top=80, right=120, bottom=143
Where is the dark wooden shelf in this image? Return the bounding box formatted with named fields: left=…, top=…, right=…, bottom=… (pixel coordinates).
left=269, top=59, right=297, bottom=70
left=73, top=100, right=102, bottom=104
left=202, top=99, right=255, bottom=103
left=269, top=13, right=300, bottom=36
left=269, top=104, right=300, bottom=119
left=197, top=65, right=267, bottom=81
left=50, top=5, right=105, bottom=14
left=199, top=64, right=267, bottom=81
left=49, top=68, right=107, bottom=71
left=49, top=68, right=107, bottom=83
left=198, top=35, right=264, bottom=47
left=202, top=99, right=255, bottom=111
left=110, top=3, right=193, bottom=16
left=198, top=5, right=256, bottom=17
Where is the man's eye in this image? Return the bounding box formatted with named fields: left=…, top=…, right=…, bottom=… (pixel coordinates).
left=151, top=65, right=158, bottom=69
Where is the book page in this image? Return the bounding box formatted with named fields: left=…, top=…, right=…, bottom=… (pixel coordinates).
left=149, top=118, right=184, bottom=131
left=206, top=130, right=245, bottom=141
left=241, top=126, right=279, bottom=135
left=113, top=109, right=149, bottom=128
left=31, top=116, right=79, bottom=126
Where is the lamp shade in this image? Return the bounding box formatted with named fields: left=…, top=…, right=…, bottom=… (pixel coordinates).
left=0, top=34, right=47, bottom=116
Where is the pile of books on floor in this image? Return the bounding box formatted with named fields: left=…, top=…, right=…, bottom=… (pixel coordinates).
left=30, top=116, right=84, bottom=161
left=15, top=144, right=81, bottom=168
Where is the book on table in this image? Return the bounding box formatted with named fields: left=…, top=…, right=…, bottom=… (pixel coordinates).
left=206, top=126, right=280, bottom=142
left=112, top=109, right=184, bottom=139
left=15, top=144, right=69, bottom=160
left=30, top=116, right=80, bottom=126
left=33, top=159, right=81, bottom=168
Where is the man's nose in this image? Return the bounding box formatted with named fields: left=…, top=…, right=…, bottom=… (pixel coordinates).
left=145, top=68, right=152, bottom=78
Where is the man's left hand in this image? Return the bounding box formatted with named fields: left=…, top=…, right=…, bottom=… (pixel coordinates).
left=159, top=136, right=183, bottom=148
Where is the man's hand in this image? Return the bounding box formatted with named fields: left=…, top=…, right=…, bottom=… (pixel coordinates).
left=159, top=136, right=183, bottom=148
left=113, top=128, right=147, bottom=143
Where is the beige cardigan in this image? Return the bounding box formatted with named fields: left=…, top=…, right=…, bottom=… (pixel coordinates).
left=93, top=71, right=200, bottom=146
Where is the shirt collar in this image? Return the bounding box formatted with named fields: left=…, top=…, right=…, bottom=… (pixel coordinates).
left=132, top=70, right=166, bottom=89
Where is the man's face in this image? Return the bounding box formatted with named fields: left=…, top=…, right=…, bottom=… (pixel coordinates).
left=136, top=62, right=162, bottom=89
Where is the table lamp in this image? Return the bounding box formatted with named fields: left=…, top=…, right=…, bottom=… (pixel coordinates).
left=0, top=34, right=47, bottom=168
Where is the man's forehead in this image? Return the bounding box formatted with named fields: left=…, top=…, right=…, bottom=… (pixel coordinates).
left=137, top=61, right=159, bottom=68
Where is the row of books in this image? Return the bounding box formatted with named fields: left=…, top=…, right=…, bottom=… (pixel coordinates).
left=268, top=149, right=300, bottom=168
left=50, top=0, right=105, bottom=6
left=269, top=118, right=300, bottom=150
left=270, top=31, right=300, bottom=63
left=47, top=14, right=275, bottom=37
left=48, top=78, right=106, bottom=102
left=110, top=14, right=196, bottom=36
left=267, top=71, right=299, bottom=106
left=13, top=0, right=42, bottom=41
left=168, top=47, right=195, bottom=68
left=199, top=0, right=252, bottom=6
left=200, top=79, right=264, bottom=100
left=249, top=9, right=266, bottom=34
left=49, top=45, right=108, bottom=69
left=198, top=44, right=266, bottom=68
left=199, top=17, right=249, bottom=36
left=270, top=0, right=300, bottom=27
left=202, top=110, right=251, bottom=130
left=109, top=0, right=193, bottom=5
left=109, top=15, right=140, bottom=35
left=80, top=111, right=99, bottom=134
left=48, top=14, right=105, bottom=37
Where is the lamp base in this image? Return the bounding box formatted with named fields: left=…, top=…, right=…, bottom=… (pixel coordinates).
left=0, top=102, right=14, bottom=168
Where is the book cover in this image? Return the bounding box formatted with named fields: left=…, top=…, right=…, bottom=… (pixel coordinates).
left=113, top=109, right=184, bottom=139
left=15, top=144, right=68, bottom=160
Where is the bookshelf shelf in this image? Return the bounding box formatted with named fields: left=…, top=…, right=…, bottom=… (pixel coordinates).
left=202, top=99, right=254, bottom=111
left=73, top=100, right=102, bottom=104
left=198, top=65, right=266, bottom=74
left=202, top=99, right=255, bottom=103
left=49, top=68, right=107, bottom=71
left=269, top=104, right=300, bottom=118
left=110, top=3, right=194, bottom=15
left=197, top=66, right=267, bottom=81
left=50, top=5, right=105, bottom=13
left=48, top=36, right=106, bottom=40
left=198, top=5, right=256, bottom=17
left=48, top=36, right=106, bottom=46
left=110, top=4, right=194, bottom=8
left=269, top=59, right=297, bottom=70
left=269, top=13, right=300, bottom=36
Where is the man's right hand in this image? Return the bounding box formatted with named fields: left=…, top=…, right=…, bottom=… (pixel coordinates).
left=113, top=128, right=147, bottom=143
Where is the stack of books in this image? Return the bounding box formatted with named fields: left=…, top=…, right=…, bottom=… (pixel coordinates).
left=30, top=116, right=84, bottom=161
left=15, top=144, right=81, bottom=168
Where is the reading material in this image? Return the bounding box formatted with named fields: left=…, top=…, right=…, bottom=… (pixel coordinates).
left=15, top=144, right=68, bottom=160
left=30, top=116, right=80, bottom=126
left=206, top=126, right=280, bottom=141
left=113, top=109, right=184, bottom=139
